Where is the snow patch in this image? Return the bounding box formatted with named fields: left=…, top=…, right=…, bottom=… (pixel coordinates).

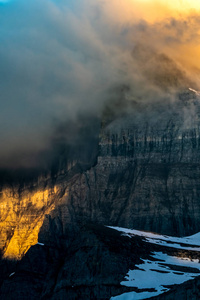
left=107, top=226, right=200, bottom=251
left=108, top=226, right=200, bottom=300
left=36, top=242, right=44, bottom=246
left=111, top=252, right=200, bottom=300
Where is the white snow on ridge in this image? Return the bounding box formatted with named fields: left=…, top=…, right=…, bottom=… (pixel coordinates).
left=108, top=226, right=200, bottom=300
left=107, top=226, right=200, bottom=251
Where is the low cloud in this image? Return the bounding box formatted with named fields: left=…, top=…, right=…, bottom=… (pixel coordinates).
left=0, top=0, right=200, bottom=171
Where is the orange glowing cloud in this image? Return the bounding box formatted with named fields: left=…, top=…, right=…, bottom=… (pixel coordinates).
left=132, top=0, right=200, bottom=21
left=97, top=0, right=200, bottom=24
left=98, top=0, right=200, bottom=88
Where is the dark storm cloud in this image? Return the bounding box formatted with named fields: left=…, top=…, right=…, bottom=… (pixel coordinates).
left=0, top=0, right=113, bottom=168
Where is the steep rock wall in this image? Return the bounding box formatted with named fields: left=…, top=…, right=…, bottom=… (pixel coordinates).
left=1, top=94, right=200, bottom=261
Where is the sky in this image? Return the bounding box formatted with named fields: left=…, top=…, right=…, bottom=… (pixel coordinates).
left=1, top=0, right=200, bottom=170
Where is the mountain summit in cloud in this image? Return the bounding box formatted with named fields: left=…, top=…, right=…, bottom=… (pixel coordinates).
left=1, top=0, right=200, bottom=170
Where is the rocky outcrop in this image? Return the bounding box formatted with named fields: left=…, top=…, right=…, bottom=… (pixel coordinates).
left=0, top=184, right=59, bottom=259
left=2, top=224, right=200, bottom=300
left=0, top=225, right=153, bottom=300
left=0, top=116, right=100, bottom=260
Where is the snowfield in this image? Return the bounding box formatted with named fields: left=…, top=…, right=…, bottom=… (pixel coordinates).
left=108, top=226, right=200, bottom=300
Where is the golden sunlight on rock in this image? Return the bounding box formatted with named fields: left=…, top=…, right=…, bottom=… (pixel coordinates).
left=0, top=185, right=61, bottom=260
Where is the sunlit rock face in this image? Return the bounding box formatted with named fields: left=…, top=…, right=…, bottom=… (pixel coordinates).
left=0, top=117, right=100, bottom=260
left=0, top=184, right=63, bottom=259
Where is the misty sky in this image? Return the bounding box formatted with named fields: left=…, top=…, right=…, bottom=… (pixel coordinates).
left=1, top=0, right=200, bottom=169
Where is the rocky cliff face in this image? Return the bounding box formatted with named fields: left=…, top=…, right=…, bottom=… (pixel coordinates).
left=37, top=91, right=200, bottom=241
left=1, top=91, right=200, bottom=298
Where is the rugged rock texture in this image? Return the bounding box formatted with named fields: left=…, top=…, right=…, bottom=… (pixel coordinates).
left=0, top=184, right=58, bottom=259
left=0, top=116, right=100, bottom=260
left=1, top=92, right=200, bottom=298
left=0, top=226, right=153, bottom=300
left=2, top=224, right=200, bottom=300
left=37, top=93, right=200, bottom=239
